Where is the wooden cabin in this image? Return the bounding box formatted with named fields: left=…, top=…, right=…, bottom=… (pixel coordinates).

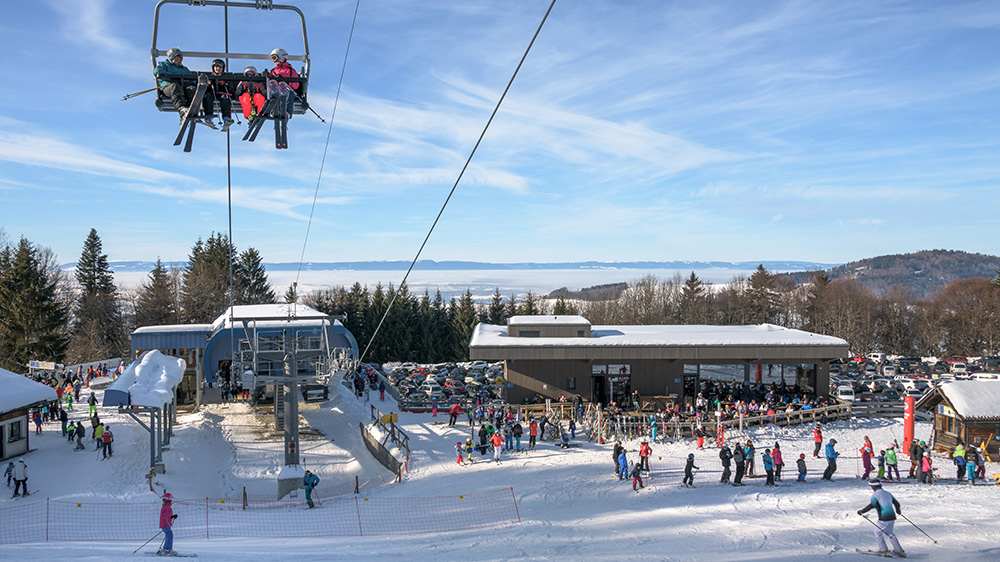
left=915, top=381, right=1000, bottom=458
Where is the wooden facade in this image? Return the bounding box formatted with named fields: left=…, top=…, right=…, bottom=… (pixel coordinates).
left=916, top=385, right=1000, bottom=459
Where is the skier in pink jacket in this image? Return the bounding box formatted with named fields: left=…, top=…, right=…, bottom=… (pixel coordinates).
left=159, top=492, right=178, bottom=555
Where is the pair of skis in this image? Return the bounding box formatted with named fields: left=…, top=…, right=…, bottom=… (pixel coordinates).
left=173, top=76, right=210, bottom=153
left=241, top=80, right=291, bottom=149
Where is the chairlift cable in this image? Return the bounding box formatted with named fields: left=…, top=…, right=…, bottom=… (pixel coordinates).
left=293, top=0, right=362, bottom=291
left=356, top=0, right=558, bottom=366
left=226, top=1, right=237, bottom=374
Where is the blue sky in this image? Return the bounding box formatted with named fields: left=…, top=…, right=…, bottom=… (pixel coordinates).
left=1, top=0, right=998, bottom=267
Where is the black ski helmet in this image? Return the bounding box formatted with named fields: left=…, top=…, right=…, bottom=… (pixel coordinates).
left=688, top=453, right=694, bottom=459
left=212, top=59, right=226, bottom=69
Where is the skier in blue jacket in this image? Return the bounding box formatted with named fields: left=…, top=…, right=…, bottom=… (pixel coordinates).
left=302, top=470, right=320, bottom=508
left=763, top=449, right=776, bottom=486
left=857, top=479, right=905, bottom=557
left=618, top=451, right=628, bottom=480
left=822, top=439, right=839, bottom=480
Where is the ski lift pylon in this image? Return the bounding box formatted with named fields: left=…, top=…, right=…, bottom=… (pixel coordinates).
left=150, top=0, right=311, bottom=115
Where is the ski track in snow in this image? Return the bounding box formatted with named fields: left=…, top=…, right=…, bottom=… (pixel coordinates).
left=1, top=383, right=999, bottom=561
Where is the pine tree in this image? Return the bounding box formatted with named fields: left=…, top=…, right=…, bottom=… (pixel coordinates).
left=678, top=271, right=708, bottom=324
left=180, top=233, right=234, bottom=323
left=747, top=264, right=777, bottom=324
left=236, top=248, right=275, bottom=304
left=135, top=259, right=180, bottom=326
left=69, top=229, right=124, bottom=361
left=0, top=238, right=69, bottom=370
left=486, top=287, right=505, bottom=324
left=451, top=290, right=477, bottom=360
left=284, top=282, right=298, bottom=304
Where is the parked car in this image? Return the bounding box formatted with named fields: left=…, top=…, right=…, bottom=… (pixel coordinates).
left=834, top=386, right=856, bottom=402
left=904, top=388, right=924, bottom=399
left=950, top=362, right=968, bottom=374
left=882, top=365, right=897, bottom=377
left=878, top=388, right=901, bottom=401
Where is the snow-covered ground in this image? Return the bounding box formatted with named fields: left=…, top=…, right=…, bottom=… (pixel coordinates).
left=2, top=381, right=998, bottom=561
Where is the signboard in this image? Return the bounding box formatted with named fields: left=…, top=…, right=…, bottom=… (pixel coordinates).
left=379, top=413, right=398, bottom=424
left=29, top=361, right=56, bottom=370
left=937, top=404, right=956, bottom=418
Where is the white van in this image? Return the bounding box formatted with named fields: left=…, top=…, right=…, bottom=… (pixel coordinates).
left=834, top=387, right=856, bottom=402
left=867, top=353, right=887, bottom=364
left=951, top=362, right=968, bottom=375
left=971, top=373, right=1000, bottom=381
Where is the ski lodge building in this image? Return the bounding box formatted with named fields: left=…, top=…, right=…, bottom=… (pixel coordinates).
left=0, top=367, right=57, bottom=461
left=915, top=380, right=1000, bottom=458
left=468, top=315, right=848, bottom=406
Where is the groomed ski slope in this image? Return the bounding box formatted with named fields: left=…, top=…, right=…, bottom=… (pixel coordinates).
left=2, top=381, right=998, bottom=561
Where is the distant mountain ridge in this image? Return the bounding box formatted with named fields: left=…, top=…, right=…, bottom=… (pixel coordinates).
left=62, top=259, right=836, bottom=273
left=782, top=250, right=1000, bottom=299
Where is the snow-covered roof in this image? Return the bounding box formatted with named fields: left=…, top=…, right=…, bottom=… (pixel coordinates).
left=470, top=322, right=848, bottom=348
left=104, top=350, right=186, bottom=408
left=0, top=367, right=58, bottom=413
left=132, top=324, right=213, bottom=335
left=935, top=381, right=1000, bottom=420
left=211, top=303, right=330, bottom=331
left=508, top=315, right=590, bottom=326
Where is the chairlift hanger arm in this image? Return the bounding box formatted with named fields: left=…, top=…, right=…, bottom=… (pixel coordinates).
left=151, top=0, right=310, bottom=73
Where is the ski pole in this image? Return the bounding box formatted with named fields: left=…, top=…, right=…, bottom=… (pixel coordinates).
left=132, top=530, right=162, bottom=554
left=899, top=513, right=938, bottom=544
left=122, top=84, right=167, bottom=101
left=858, top=513, right=894, bottom=539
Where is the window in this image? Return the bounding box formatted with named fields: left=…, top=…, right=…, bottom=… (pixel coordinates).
left=519, top=330, right=540, bottom=337
left=566, top=377, right=576, bottom=390
left=8, top=420, right=21, bottom=441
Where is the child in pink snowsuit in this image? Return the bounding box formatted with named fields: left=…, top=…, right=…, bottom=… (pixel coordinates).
left=455, top=442, right=464, bottom=465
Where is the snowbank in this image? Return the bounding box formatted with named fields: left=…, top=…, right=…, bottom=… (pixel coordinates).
left=103, top=350, right=185, bottom=408
left=0, top=367, right=57, bottom=413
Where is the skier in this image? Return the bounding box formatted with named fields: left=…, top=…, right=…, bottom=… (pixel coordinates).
left=772, top=442, right=784, bottom=482
left=302, top=470, right=319, bottom=508
left=907, top=440, right=921, bottom=479
left=207, top=59, right=235, bottom=131
left=813, top=423, right=823, bottom=458
left=74, top=421, right=86, bottom=450
left=528, top=419, right=538, bottom=451
left=694, top=426, right=705, bottom=449
left=60, top=407, right=68, bottom=436
left=913, top=441, right=926, bottom=481
left=618, top=449, right=629, bottom=480
left=763, top=449, right=776, bottom=486
left=102, top=425, right=114, bottom=459
left=630, top=461, right=645, bottom=492
left=796, top=453, right=808, bottom=482
left=67, top=420, right=76, bottom=443
left=88, top=393, right=97, bottom=418
left=267, top=48, right=300, bottom=116
left=719, top=444, right=733, bottom=484
left=512, top=422, right=523, bottom=451
left=877, top=450, right=886, bottom=479
left=455, top=442, right=464, bottom=465
left=639, top=439, right=651, bottom=471
left=158, top=492, right=178, bottom=555
left=919, top=452, right=933, bottom=484
left=448, top=403, right=462, bottom=426
left=732, top=445, right=746, bottom=486
left=857, top=479, right=905, bottom=558
left=613, top=441, right=624, bottom=474
left=569, top=418, right=576, bottom=439
left=464, top=438, right=476, bottom=464
left=744, top=440, right=756, bottom=477
left=965, top=446, right=978, bottom=485
left=4, top=462, right=13, bottom=487
left=682, top=453, right=699, bottom=487
left=953, top=443, right=967, bottom=483
left=862, top=444, right=874, bottom=480
left=490, top=430, right=505, bottom=463
left=154, top=48, right=213, bottom=122
left=822, top=438, right=839, bottom=480
left=885, top=444, right=900, bottom=481
left=11, top=459, right=28, bottom=497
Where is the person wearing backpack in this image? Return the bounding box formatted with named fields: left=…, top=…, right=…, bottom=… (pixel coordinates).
left=102, top=425, right=114, bottom=459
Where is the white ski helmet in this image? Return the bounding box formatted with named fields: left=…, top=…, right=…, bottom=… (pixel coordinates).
left=166, top=47, right=183, bottom=60
left=270, top=48, right=288, bottom=62
left=243, top=65, right=258, bottom=75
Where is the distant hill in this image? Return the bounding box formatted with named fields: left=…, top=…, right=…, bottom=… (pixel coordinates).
left=781, top=250, right=1000, bottom=299
left=61, top=259, right=835, bottom=273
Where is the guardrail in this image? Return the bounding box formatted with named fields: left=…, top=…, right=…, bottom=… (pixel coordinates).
left=849, top=401, right=905, bottom=418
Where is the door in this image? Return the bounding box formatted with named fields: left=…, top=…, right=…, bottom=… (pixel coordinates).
left=591, top=375, right=606, bottom=407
